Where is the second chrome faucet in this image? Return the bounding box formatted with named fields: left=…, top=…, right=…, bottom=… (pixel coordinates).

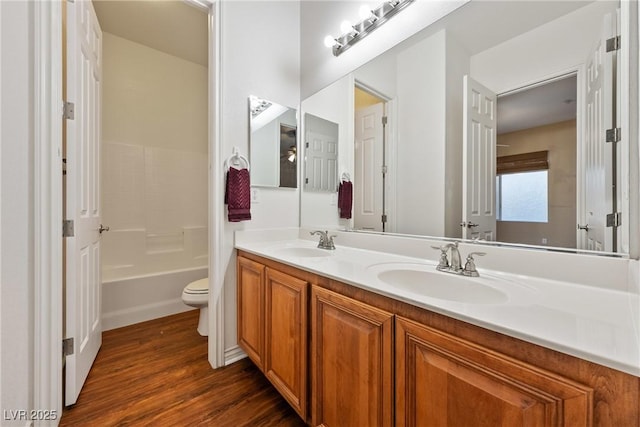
left=432, top=241, right=485, bottom=277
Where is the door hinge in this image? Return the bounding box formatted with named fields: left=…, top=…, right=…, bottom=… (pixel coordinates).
left=382, top=116, right=388, bottom=126
left=63, top=101, right=75, bottom=120
left=63, top=338, right=74, bottom=356
left=63, top=220, right=75, bottom=237
left=381, top=165, right=388, bottom=174
left=606, top=212, right=622, bottom=227
left=606, top=128, right=621, bottom=143
left=305, top=142, right=309, bottom=148
left=382, top=214, right=388, bottom=223
left=606, top=36, right=620, bottom=52
left=62, top=158, right=67, bottom=176
left=305, top=177, right=309, bottom=184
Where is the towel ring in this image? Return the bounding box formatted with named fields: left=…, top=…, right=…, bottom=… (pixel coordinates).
left=341, top=172, right=351, bottom=181
left=224, top=147, right=250, bottom=171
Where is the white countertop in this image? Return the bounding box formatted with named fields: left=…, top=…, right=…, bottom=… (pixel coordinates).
left=235, top=232, right=640, bottom=377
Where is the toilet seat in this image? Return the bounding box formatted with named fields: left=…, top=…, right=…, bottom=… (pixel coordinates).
left=183, top=278, right=208, bottom=295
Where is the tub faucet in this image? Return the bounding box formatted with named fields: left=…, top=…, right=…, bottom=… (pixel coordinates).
left=310, top=230, right=336, bottom=250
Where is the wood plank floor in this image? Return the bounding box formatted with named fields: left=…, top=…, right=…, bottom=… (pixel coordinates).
left=60, top=310, right=306, bottom=427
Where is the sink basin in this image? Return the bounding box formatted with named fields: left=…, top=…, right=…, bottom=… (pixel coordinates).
left=372, top=263, right=508, bottom=304
left=273, top=247, right=332, bottom=258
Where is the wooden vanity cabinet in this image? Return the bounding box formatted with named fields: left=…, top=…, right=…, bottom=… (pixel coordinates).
left=395, top=316, right=593, bottom=427
left=237, top=256, right=265, bottom=369
left=264, top=267, right=308, bottom=420
left=310, top=285, right=394, bottom=427
left=237, top=255, right=309, bottom=420
left=237, top=252, right=639, bottom=427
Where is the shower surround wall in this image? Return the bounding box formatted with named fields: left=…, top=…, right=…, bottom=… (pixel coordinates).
left=101, top=32, right=208, bottom=329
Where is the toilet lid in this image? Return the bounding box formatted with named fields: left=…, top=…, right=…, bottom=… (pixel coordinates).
left=184, top=278, right=209, bottom=294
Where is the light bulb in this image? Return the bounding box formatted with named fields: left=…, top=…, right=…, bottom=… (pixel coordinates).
left=324, top=35, right=336, bottom=48
left=340, top=20, right=353, bottom=34
left=359, top=5, right=372, bottom=20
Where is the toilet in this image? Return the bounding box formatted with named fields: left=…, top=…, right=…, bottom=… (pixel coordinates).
left=181, top=278, right=209, bottom=336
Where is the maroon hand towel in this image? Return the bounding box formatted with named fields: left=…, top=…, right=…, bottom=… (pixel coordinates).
left=225, top=167, right=251, bottom=222
left=338, top=180, right=352, bottom=219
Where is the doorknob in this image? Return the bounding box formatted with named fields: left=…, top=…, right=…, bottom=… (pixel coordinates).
left=460, top=221, right=479, bottom=228
left=98, top=224, right=110, bottom=234
left=577, top=224, right=590, bottom=231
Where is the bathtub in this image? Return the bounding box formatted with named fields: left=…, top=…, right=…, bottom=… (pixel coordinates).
left=101, top=227, right=208, bottom=330
left=102, top=266, right=208, bottom=331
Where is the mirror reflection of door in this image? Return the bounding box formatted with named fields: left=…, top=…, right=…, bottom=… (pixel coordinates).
left=354, top=86, right=387, bottom=232
left=462, top=76, right=497, bottom=241
left=304, top=113, right=339, bottom=193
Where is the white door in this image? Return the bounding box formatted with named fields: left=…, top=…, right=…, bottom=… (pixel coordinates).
left=462, top=75, right=497, bottom=241
left=305, top=130, right=338, bottom=192
left=354, top=103, right=384, bottom=231
left=581, top=12, right=617, bottom=252
left=65, top=0, right=103, bottom=405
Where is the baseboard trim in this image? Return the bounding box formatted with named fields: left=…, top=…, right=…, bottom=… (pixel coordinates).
left=224, top=345, right=247, bottom=366
left=102, top=298, right=194, bottom=331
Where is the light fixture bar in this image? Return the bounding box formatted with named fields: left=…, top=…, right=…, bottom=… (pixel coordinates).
left=331, top=0, right=415, bottom=57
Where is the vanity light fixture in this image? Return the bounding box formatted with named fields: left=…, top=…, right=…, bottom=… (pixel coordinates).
left=324, top=0, right=415, bottom=57
left=249, top=95, right=272, bottom=118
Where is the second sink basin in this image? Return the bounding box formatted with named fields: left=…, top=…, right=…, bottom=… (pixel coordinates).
left=371, top=263, right=508, bottom=304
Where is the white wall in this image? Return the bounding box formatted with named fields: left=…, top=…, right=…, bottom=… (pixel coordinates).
left=354, top=52, right=397, bottom=98
left=218, top=0, right=300, bottom=356
left=300, top=0, right=469, bottom=98
left=396, top=30, right=447, bottom=236
left=100, top=32, right=208, bottom=326
left=101, top=31, right=208, bottom=260
left=300, top=75, right=353, bottom=230
left=444, top=32, right=470, bottom=238
left=470, top=1, right=618, bottom=94
left=1, top=1, right=34, bottom=424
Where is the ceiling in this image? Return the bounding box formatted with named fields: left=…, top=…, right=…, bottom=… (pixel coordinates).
left=497, top=75, right=577, bottom=135
left=373, top=1, right=589, bottom=135
left=93, top=0, right=208, bottom=66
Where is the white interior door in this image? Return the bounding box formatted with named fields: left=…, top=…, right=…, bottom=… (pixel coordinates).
left=305, top=130, right=338, bottom=192
left=65, top=0, right=103, bottom=406
left=581, top=12, right=616, bottom=252
left=462, top=75, right=497, bottom=241
left=354, top=103, right=384, bottom=231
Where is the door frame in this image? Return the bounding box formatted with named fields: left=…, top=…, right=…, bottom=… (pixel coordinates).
left=496, top=69, right=584, bottom=249
left=33, top=0, right=64, bottom=422
left=33, top=0, right=221, bottom=420
left=353, top=80, right=396, bottom=233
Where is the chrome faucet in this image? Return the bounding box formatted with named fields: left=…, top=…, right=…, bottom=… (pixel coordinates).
left=445, top=242, right=463, bottom=272
left=431, top=241, right=485, bottom=276
left=310, top=230, right=336, bottom=250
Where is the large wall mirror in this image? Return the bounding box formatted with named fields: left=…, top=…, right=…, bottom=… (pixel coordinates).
left=249, top=95, right=298, bottom=188
left=301, top=0, right=635, bottom=255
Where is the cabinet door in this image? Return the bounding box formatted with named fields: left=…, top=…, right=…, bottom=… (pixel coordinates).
left=237, top=256, right=265, bottom=369
left=311, top=285, right=394, bottom=427
left=396, top=316, right=594, bottom=427
left=265, top=268, right=308, bottom=420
